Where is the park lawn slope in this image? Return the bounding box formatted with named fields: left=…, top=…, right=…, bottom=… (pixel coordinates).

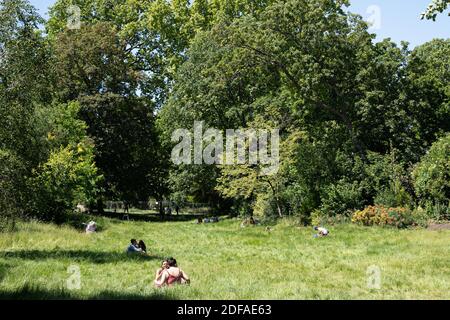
left=0, top=218, right=449, bottom=299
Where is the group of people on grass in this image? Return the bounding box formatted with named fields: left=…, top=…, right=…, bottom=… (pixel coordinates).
left=116, top=218, right=328, bottom=289
left=196, top=216, right=219, bottom=224
left=240, top=216, right=260, bottom=227
left=124, top=240, right=190, bottom=288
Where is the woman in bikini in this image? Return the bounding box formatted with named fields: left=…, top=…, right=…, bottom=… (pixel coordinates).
left=154, top=259, right=169, bottom=285
left=155, top=257, right=190, bottom=288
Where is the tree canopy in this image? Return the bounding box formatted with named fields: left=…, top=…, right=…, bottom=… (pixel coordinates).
left=0, top=0, right=448, bottom=224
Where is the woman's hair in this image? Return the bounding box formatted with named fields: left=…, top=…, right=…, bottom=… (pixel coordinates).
left=138, top=240, right=146, bottom=251
left=167, top=257, right=177, bottom=267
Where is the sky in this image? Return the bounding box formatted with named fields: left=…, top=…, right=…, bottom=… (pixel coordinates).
left=30, top=0, right=449, bottom=48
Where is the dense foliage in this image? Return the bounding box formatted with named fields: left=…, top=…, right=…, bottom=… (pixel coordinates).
left=0, top=0, right=448, bottom=227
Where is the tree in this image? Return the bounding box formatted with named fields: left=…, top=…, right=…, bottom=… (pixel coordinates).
left=0, top=149, right=26, bottom=230
left=421, top=0, right=449, bottom=21
left=27, top=101, right=102, bottom=222
left=413, top=133, right=450, bottom=205
left=0, top=0, right=51, bottom=166
left=47, top=0, right=277, bottom=107
left=52, top=22, right=140, bottom=101
left=404, top=39, right=450, bottom=154
left=78, top=94, right=165, bottom=206
left=29, top=139, right=101, bottom=222
left=161, top=0, right=450, bottom=219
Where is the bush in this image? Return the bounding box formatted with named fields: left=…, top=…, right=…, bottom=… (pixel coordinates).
left=320, top=180, right=365, bottom=216
left=365, top=151, right=413, bottom=208
left=412, top=133, right=450, bottom=210
left=311, top=209, right=351, bottom=226
left=28, top=139, right=101, bottom=222
left=352, top=205, right=416, bottom=228
left=281, top=183, right=318, bottom=221
left=374, top=180, right=412, bottom=208
left=423, top=201, right=450, bottom=221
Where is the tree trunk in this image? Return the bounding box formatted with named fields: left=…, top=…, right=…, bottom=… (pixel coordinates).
left=267, top=180, right=283, bottom=218
left=96, top=198, right=104, bottom=215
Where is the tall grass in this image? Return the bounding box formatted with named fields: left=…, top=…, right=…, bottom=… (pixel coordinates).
left=0, top=217, right=449, bottom=299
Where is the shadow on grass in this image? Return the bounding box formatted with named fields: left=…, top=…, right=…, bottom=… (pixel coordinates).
left=0, top=285, right=176, bottom=300
left=0, top=262, right=12, bottom=283
left=1, top=250, right=165, bottom=264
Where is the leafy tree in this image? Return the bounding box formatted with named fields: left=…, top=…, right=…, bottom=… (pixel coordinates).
left=0, top=149, right=26, bottom=230
left=47, top=0, right=277, bottom=107
left=421, top=0, right=449, bottom=21
left=405, top=39, right=450, bottom=155
left=413, top=133, right=450, bottom=205
left=52, top=22, right=140, bottom=101
left=161, top=0, right=450, bottom=219
left=29, top=139, right=101, bottom=222
left=0, top=0, right=51, bottom=166
left=78, top=94, right=166, bottom=206
left=21, top=101, right=102, bottom=222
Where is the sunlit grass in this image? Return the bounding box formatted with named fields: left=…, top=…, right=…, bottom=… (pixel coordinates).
left=0, top=217, right=449, bottom=299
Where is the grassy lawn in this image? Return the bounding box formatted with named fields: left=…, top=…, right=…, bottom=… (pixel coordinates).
left=0, top=217, right=449, bottom=300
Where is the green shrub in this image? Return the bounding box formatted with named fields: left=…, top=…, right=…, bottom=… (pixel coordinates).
left=321, top=180, right=365, bottom=216
left=374, top=179, right=412, bottom=208
left=311, top=208, right=351, bottom=226
left=281, top=183, right=318, bottom=221
left=352, top=205, right=417, bottom=228
left=28, top=139, right=101, bottom=222
left=423, top=201, right=450, bottom=221
left=412, top=133, right=450, bottom=213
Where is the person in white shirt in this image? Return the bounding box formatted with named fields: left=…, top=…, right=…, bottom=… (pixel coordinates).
left=85, top=221, right=97, bottom=234
left=314, top=226, right=329, bottom=237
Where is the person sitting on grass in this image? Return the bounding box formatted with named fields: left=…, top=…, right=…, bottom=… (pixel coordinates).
left=155, top=257, right=190, bottom=288
left=85, top=221, right=97, bottom=234
left=138, top=240, right=147, bottom=254
left=313, top=226, right=329, bottom=238
left=126, top=239, right=143, bottom=254
left=154, top=259, right=169, bottom=285
left=210, top=216, right=219, bottom=223
left=240, top=216, right=258, bottom=228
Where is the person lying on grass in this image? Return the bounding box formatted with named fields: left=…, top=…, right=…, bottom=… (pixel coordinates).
left=154, top=257, right=190, bottom=288
left=313, top=226, right=329, bottom=238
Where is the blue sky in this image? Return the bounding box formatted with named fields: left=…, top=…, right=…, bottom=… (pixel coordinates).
left=30, top=0, right=449, bottom=48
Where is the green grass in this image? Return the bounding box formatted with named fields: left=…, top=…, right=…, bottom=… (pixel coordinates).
left=0, top=217, right=449, bottom=299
